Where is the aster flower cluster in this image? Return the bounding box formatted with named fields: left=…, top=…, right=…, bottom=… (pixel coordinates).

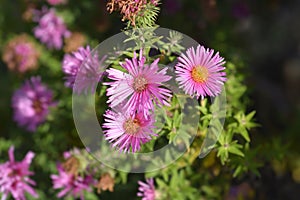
left=51, top=149, right=94, bottom=199
left=2, top=34, right=39, bottom=73
left=33, top=7, right=70, bottom=49
left=0, top=147, right=38, bottom=200
left=102, top=44, right=226, bottom=153
left=103, top=50, right=172, bottom=153
left=51, top=148, right=115, bottom=199
left=0, top=0, right=261, bottom=199
left=12, top=76, right=56, bottom=132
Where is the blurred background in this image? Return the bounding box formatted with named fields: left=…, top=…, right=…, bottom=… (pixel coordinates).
left=0, top=0, right=300, bottom=199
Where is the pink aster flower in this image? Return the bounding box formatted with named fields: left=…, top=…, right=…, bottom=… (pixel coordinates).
left=137, top=178, right=156, bottom=200
left=62, top=46, right=105, bottom=94
left=175, top=45, right=226, bottom=98
left=51, top=164, right=94, bottom=200
left=12, top=76, right=56, bottom=132
left=105, top=50, right=172, bottom=116
left=103, top=108, right=157, bottom=153
left=0, top=146, right=38, bottom=200
left=33, top=7, right=70, bottom=49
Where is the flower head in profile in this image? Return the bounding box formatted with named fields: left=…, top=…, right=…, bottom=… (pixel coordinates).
left=106, top=0, right=158, bottom=26
left=137, top=178, right=156, bottom=200
left=105, top=50, right=172, bottom=116
left=2, top=34, right=39, bottom=73
left=103, top=107, right=157, bottom=153
left=62, top=46, right=105, bottom=94
left=51, top=164, right=94, bottom=200
left=175, top=45, right=226, bottom=98
left=0, top=146, right=38, bottom=200
left=33, top=7, right=70, bottom=49
left=12, top=76, right=56, bottom=132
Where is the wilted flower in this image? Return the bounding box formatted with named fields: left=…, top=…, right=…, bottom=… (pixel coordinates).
left=105, top=50, right=172, bottom=116
left=2, top=34, right=39, bottom=73
left=62, top=46, right=105, bottom=94
left=22, top=4, right=37, bottom=22
left=95, top=173, right=114, bottom=194
left=51, top=164, right=94, bottom=200
left=0, top=146, right=38, bottom=200
left=103, top=108, right=157, bottom=153
left=33, top=7, right=70, bottom=49
left=12, top=76, right=56, bottom=132
left=106, top=0, right=158, bottom=26
left=62, top=156, right=80, bottom=177
left=175, top=45, right=226, bottom=98
left=64, top=32, right=86, bottom=53
left=137, top=178, right=156, bottom=200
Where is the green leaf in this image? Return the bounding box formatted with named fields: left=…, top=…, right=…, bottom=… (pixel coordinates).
left=228, top=145, right=244, bottom=157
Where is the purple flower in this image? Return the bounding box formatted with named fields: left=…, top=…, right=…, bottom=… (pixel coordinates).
left=103, top=108, right=157, bottom=153
left=51, top=164, right=94, bottom=200
left=105, top=50, right=172, bottom=117
left=137, top=178, right=156, bottom=200
left=33, top=7, right=70, bottom=49
left=0, top=146, right=38, bottom=200
left=62, top=46, right=105, bottom=94
left=12, top=76, right=56, bottom=132
left=175, top=45, right=226, bottom=98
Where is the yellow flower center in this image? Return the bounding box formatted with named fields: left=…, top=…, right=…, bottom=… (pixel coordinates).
left=191, top=65, right=209, bottom=83
left=123, top=118, right=140, bottom=135
left=132, top=76, right=148, bottom=92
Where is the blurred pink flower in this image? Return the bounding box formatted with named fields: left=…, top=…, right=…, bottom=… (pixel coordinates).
left=62, top=46, right=105, bottom=94
left=103, top=108, right=157, bottom=153
left=2, top=34, right=39, bottom=73
left=47, top=0, right=67, bottom=6
left=12, top=76, right=56, bottom=132
left=51, top=164, right=94, bottom=200
left=0, top=146, right=38, bottom=200
left=33, top=7, right=70, bottom=49
left=105, top=50, right=172, bottom=117
left=137, top=178, right=156, bottom=200
left=175, top=45, right=226, bottom=98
